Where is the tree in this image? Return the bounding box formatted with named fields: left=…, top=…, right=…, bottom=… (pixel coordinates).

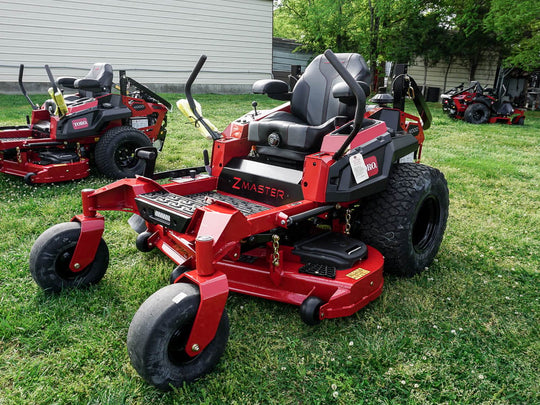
left=485, top=0, right=540, bottom=71
left=273, top=0, right=357, bottom=54
left=273, top=0, right=538, bottom=91
left=273, top=0, right=435, bottom=87
left=444, top=0, right=502, bottom=81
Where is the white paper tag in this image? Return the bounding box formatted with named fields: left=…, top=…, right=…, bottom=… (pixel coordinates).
left=350, top=153, right=369, bottom=184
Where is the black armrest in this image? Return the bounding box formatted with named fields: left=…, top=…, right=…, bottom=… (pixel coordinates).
left=57, top=77, right=77, bottom=88
left=252, top=79, right=291, bottom=101
left=74, top=78, right=101, bottom=90
left=332, top=81, right=370, bottom=99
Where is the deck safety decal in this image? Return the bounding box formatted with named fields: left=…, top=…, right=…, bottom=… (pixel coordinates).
left=346, top=268, right=370, bottom=280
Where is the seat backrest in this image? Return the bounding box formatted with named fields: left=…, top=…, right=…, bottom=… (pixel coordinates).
left=291, top=53, right=370, bottom=126
left=85, top=63, right=113, bottom=91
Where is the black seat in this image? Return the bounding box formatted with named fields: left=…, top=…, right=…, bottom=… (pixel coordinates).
left=57, top=63, right=114, bottom=99
left=249, top=53, right=370, bottom=160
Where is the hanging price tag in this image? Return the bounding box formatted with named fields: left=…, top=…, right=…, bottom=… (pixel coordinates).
left=350, top=153, right=369, bottom=184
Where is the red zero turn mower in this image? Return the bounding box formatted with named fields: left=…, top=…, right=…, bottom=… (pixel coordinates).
left=29, top=50, right=449, bottom=390
left=441, top=81, right=525, bottom=125
left=0, top=63, right=171, bottom=184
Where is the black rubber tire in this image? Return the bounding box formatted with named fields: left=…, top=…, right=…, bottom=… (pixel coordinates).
left=135, top=231, right=154, bottom=252
left=300, top=296, right=324, bottom=326
left=352, top=163, right=449, bottom=277
left=94, top=126, right=151, bottom=179
left=516, top=117, right=525, bottom=125
left=464, top=103, right=489, bottom=124
left=29, top=222, right=109, bottom=292
left=169, top=265, right=190, bottom=284
left=127, top=283, right=229, bottom=391
left=128, top=214, right=147, bottom=234
left=24, top=172, right=36, bottom=185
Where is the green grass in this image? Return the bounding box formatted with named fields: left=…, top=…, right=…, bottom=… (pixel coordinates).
left=0, top=94, right=538, bottom=404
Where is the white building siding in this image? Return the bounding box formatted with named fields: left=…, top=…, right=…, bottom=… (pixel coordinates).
left=0, top=0, right=273, bottom=93
left=408, top=56, right=499, bottom=93
left=272, top=38, right=313, bottom=73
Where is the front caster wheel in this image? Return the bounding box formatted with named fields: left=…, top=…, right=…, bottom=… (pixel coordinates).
left=29, top=222, right=109, bottom=292
left=24, top=172, right=36, bottom=185
left=135, top=231, right=154, bottom=252
left=169, top=265, right=190, bottom=284
left=127, top=283, right=229, bottom=390
left=300, top=296, right=324, bottom=325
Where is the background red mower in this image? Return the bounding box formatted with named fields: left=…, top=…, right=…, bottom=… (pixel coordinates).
left=0, top=63, right=171, bottom=184
left=29, top=50, right=449, bottom=390
left=441, top=80, right=525, bottom=125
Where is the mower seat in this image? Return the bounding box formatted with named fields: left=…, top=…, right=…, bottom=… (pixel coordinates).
left=249, top=53, right=370, bottom=161
left=57, top=63, right=114, bottom=100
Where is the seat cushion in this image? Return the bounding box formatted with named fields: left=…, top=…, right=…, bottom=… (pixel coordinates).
left=248, top=110, right=335, bottom=151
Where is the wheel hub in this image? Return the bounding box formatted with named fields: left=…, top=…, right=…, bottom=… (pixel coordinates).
left=412, top=195, right=440, bottom=252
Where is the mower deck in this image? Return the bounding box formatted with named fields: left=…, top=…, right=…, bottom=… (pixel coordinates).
left=134, top=186, right=383, bottom=318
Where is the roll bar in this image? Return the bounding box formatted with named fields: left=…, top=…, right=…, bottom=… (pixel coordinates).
left=185, top=55, right=221, bottom=140
left=18, top=64, right=38, bottom=110
left=323, top=49, right=367, bottom=161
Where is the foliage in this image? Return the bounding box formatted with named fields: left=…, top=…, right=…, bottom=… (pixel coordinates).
left=1, top=93, right=539, bottom=404
left=485, top=0, right=540, bottom=70
left=274, top=0, right=539, bottom=76
left=274, top=0, right=442, bottom=83
left=447, top=0, right=502, bottom=80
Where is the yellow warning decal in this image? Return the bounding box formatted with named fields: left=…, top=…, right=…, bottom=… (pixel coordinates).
left=346, top=268, right=370, bottom=280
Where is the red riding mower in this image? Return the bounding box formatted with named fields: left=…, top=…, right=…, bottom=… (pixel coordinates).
left=441, top=80, right=525, bottom=125
left=29, top=50, right=449, bottom=390
left=0, top=63, right=171, bottom=184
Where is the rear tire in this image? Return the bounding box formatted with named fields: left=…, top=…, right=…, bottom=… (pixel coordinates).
left=127, top=283, right=229, bottom=390
left=95, top=126, right=151, bottom=179
left=464, top=103, right=489, bottom=124
left=29, top=222, right=109, bottom=292
left=351, top=163, right=449, bottom=277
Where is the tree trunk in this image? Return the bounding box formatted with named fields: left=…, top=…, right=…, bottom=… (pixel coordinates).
left=423, top=59, right=428, bottom=95
left=443, top=58, right=454, bottom=92
left=468, top=53, right=480, bottom=81
left=368, top=0, right=380, bottom=90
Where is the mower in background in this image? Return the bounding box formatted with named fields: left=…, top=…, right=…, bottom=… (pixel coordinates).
left=29, top=50, right=449, bottom=390
left=441, top=80, right=525, bottom=125
left=0, top=63, right=171, bottom=184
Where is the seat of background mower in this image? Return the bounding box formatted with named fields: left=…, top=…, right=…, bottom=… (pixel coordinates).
left=248, top=53, right=370, bottom=161
left=57, top=63, right=113, bottom=100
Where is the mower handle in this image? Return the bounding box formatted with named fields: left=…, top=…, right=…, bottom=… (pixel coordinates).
left=44, top=65, right=59, bottom=93
left=323, top=49, right=366, bottom=160
left=18, top=64, right=38, bottom=110
left=185, top=55, right=221, bottom=140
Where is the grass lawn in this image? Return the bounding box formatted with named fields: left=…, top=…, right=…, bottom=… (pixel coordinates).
left=0, top=93, right=538, bottom=404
